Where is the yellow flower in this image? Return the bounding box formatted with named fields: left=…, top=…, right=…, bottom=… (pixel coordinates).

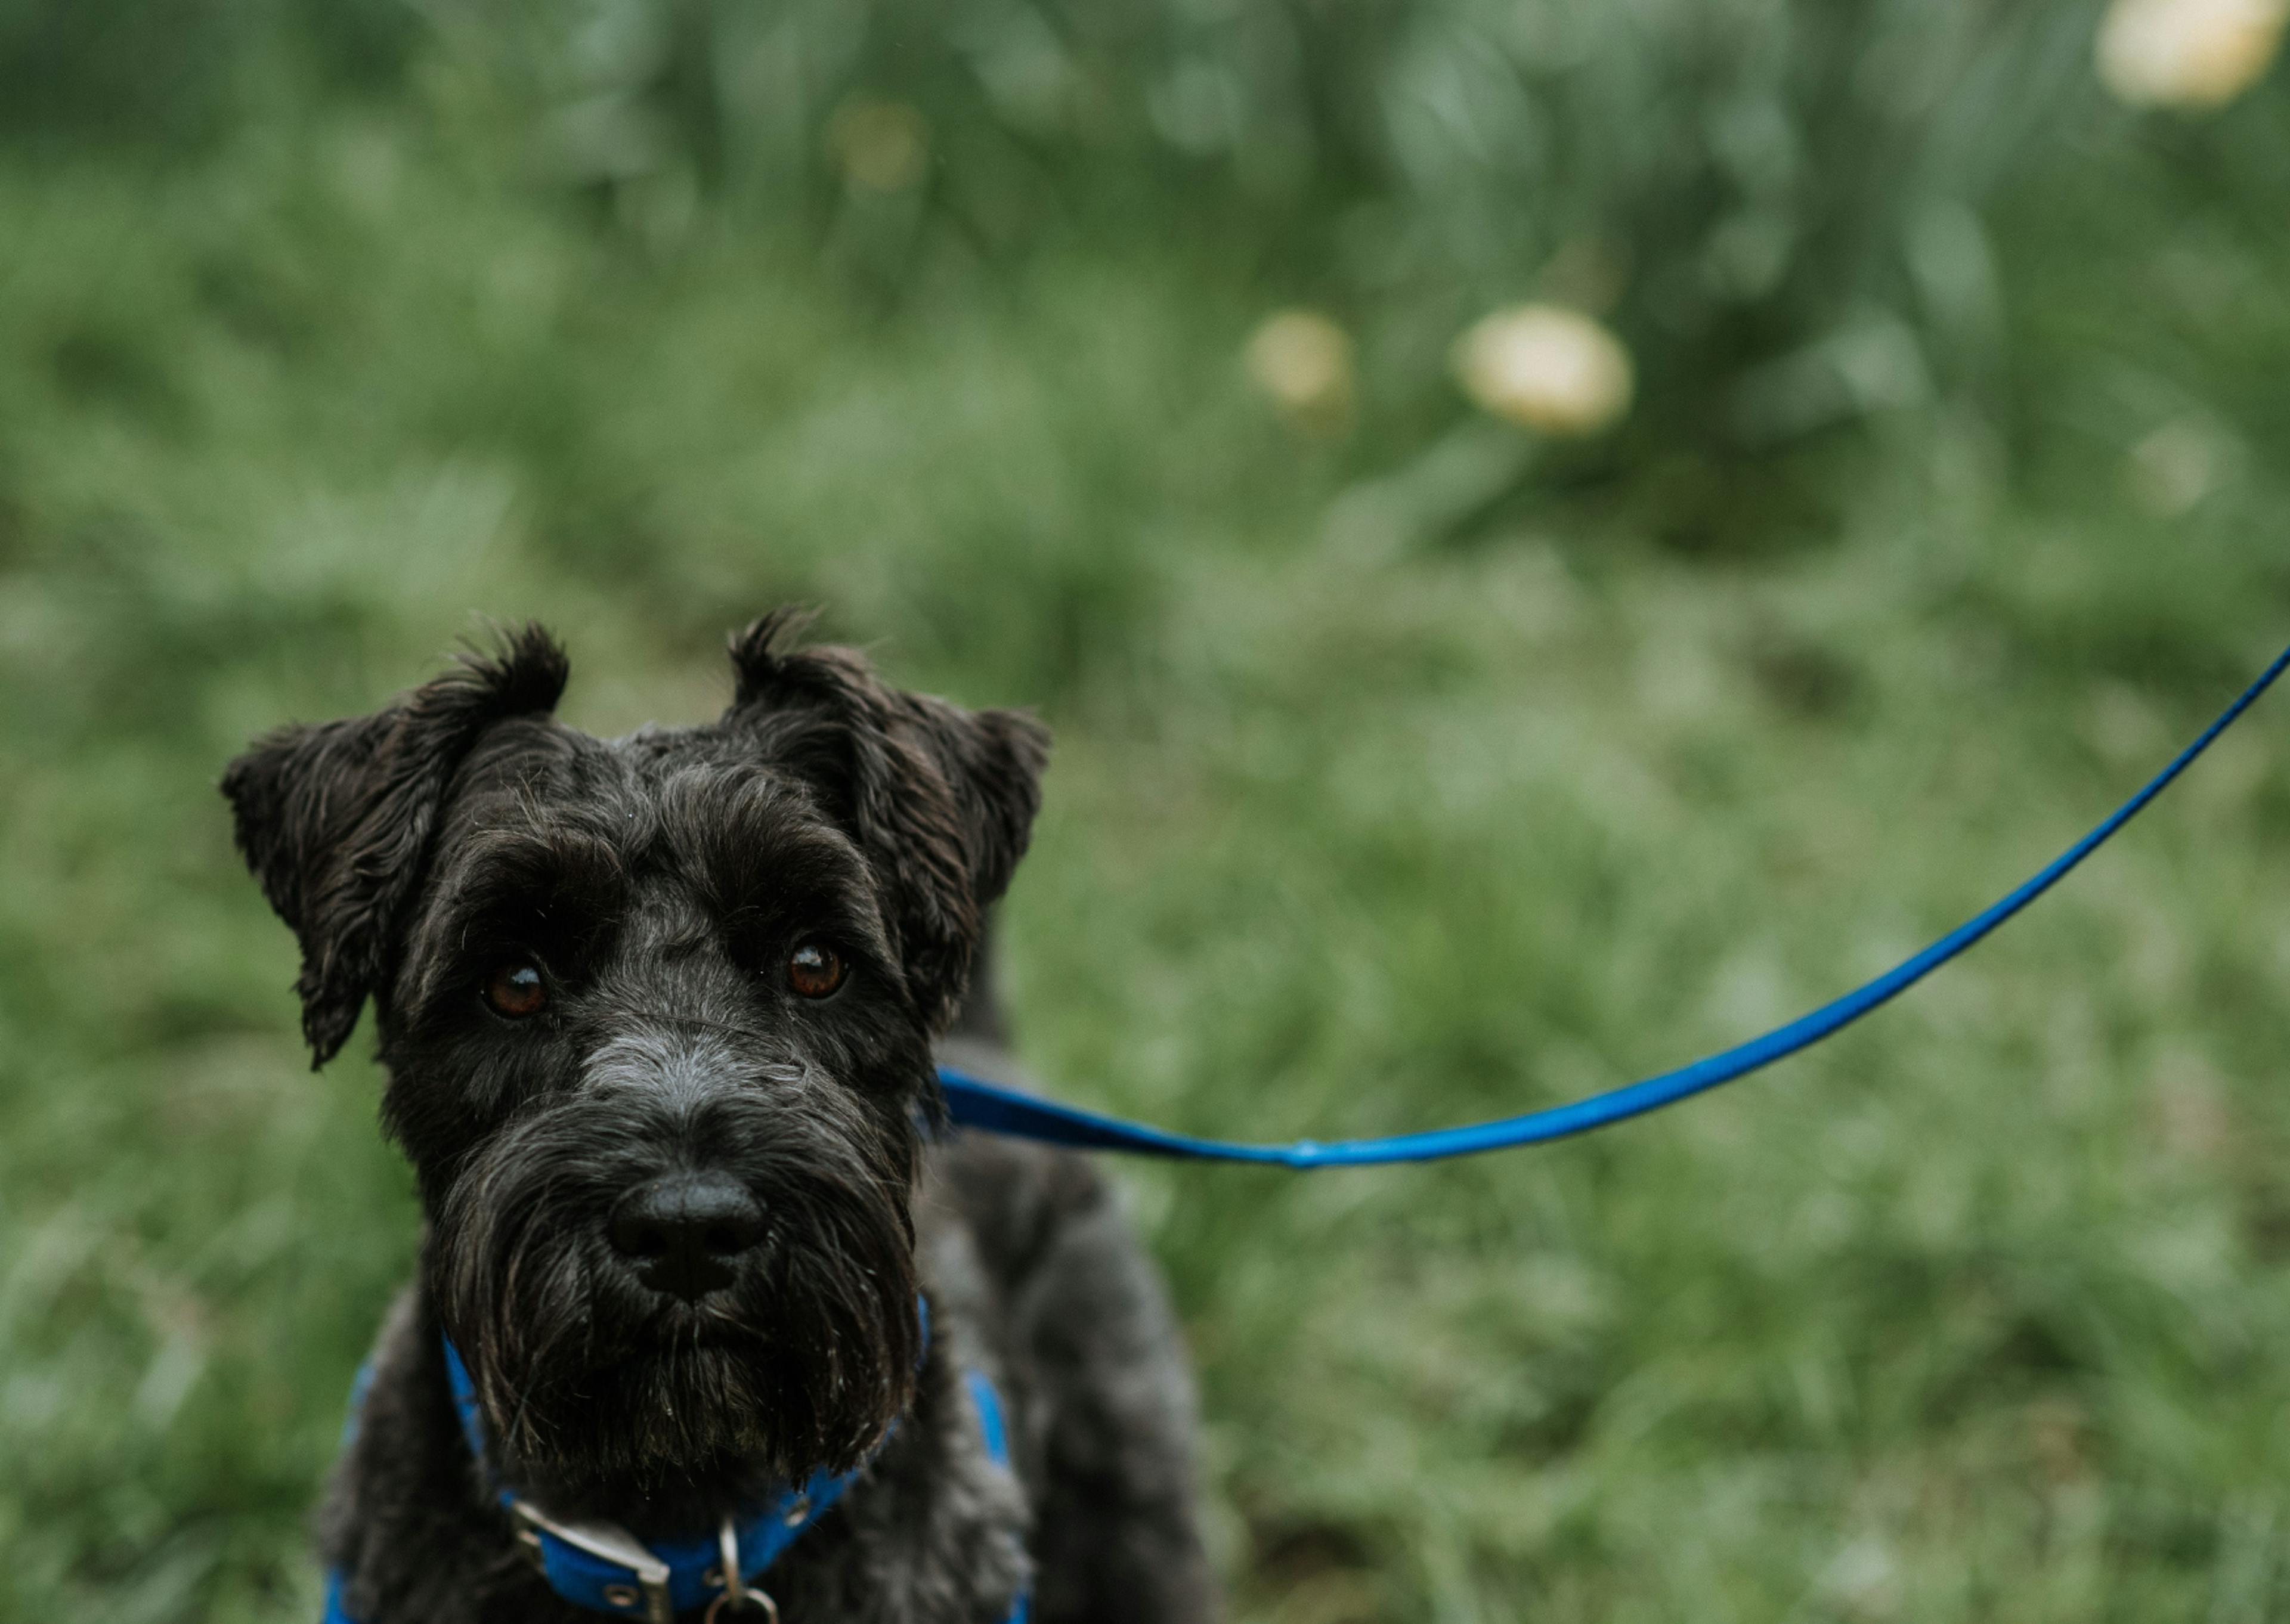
left=1244, top=310, right=1356, bottom=431
left=2097, top=0, right=2289, bottom=109
left=1452, top=305, right=1633, bottom=438
left=826, top=100, right=932, bottom=193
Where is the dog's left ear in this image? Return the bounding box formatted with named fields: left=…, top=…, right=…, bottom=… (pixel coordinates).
left=221, top=625, right=571, bottom=1067
left=725, top=610, right=1050, bottom=1028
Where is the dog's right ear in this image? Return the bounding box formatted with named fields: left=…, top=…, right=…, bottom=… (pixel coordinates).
left=221, top=626, right=570, bottom=1068
left=723, top=609, right=1050, bottom=1030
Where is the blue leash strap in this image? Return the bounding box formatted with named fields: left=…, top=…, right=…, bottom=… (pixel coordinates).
left=940, top=640, right=2290, bottom=1167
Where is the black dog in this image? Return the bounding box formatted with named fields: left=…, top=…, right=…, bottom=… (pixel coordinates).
left=224, top=612, right=1215, bottom=1624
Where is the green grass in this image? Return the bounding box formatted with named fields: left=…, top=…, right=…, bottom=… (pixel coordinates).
left=6, top=99, right=2290, bottom=1624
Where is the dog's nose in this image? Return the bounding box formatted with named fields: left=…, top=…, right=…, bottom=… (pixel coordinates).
left=607, top=1172, right=767, bottom=1301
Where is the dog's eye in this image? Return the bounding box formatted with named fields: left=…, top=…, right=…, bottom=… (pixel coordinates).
left=787, top=943, right=846, bottom=1000
left=484, top=962, right=548, bottom=1019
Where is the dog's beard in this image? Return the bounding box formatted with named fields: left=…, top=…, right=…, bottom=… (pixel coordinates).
left=432, top=1084, right=921, bottom=1497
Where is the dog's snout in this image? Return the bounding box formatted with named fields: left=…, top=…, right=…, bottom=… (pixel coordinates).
left=608, top=1171, right=766, bottom=1300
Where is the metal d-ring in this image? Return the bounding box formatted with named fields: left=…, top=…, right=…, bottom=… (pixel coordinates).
left=703, top=1516, right=778, bottom=1623
left=703, top=1586, right=778, bottom=1624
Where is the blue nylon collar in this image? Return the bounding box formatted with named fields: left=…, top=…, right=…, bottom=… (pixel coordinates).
left=939, top=639, right=2290, bottom=1167
left=326, top=1298, right=1029, bottom=1624
left=438, top=1335, right=874, bottom=1621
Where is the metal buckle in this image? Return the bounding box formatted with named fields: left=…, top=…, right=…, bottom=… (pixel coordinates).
left=508, top=1499, right=675, bottom=1624
left=701, top=1515, right=778, bottom=1624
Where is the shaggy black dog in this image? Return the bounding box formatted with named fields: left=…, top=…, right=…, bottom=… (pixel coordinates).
left=223, top=612, right=1215, bottom=1624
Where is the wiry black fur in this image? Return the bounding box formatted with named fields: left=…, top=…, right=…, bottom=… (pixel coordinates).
left=224, top=615, right=1215, bottom=1623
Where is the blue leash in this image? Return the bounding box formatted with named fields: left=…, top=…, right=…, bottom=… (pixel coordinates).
left=940, top=641, right=2290, bottom=1167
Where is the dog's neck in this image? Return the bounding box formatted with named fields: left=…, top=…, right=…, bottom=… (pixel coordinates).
left=419, top=1286, right=915, bottom=1544
left=492, top=1433, right=807, bottom=1544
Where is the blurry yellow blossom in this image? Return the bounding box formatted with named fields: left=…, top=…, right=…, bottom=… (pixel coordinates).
left=1244, top=309, right=1356, bottom=432
left=827, top=100, right=932, bottom=192
left=2127, top=419, right=2224, bottom=514
left=1453, top=305, right=1633, bottom=437
left=2097, top=0, right=2288, bottom=109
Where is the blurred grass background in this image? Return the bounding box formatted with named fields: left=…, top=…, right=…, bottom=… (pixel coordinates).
left=5, top=0, right=2290, bottom=1618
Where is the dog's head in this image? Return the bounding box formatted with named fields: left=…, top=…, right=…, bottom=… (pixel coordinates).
left=222, top=611, right=1047, bottom=1509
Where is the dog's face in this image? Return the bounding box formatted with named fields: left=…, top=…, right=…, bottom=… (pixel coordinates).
left=222, top=613, right=1046, bottom=1511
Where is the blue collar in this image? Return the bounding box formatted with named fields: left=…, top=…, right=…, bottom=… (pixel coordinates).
left=323, top=1297, right=1026, bottom=1624
left=438, top=1335, right=878, bottom=1623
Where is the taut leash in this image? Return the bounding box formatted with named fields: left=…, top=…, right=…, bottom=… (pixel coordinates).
left=941, top=640, right=2290, bottom=1167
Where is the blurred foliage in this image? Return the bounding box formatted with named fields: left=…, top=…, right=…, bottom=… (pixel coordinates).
left=11, top=0, right=2287, bottom=557
left=4, top=0, right=2290, bottom=1620
left=0, top=1, right=2119, bottom=472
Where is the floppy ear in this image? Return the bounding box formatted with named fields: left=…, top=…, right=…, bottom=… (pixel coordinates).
left=220, top=625, right=571, bottom=1067
left=724, top=609, right=1051, bottom=1028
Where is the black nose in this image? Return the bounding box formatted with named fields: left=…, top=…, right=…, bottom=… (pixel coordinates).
left=608, top=1172, right=767, bottom=1301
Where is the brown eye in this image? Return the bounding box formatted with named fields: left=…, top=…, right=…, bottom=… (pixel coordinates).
left=484, top=962, right=547, bottom=1019
left=787, top=943, right=846, bottom=1000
